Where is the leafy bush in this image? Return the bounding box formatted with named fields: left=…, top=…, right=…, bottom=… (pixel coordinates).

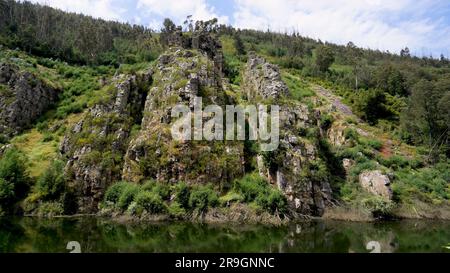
left=173, top=182, right=190, bottom=209
left=36, top=202, right=64, bottom=217
left=0, top=178, right=15, bottom=210
left=104, top=182, right=129, bottom=204
left=168, top=202, right=186, bottom=219
left=378, top=155, right=411, bottom=170
left=234, top=174, right=288, bottom=214
left=189, top=185, right=219, bottom=212
left=135, top=191, right=166, bottom=214
left=36, top=160, right=65, bottom=200
left=361, top=196, right=394, bottom=218
left=255, top=189, right=287, bottom=214
left=348, top=160, right=379, bottom=178
left=359, top=138, right=383, bottom=151
left=117, top=183, right=140, bottom=210
left=41, top=132, right=54, bottom=142
left=320, top=114, right=334, bottom=131
left=219, top=191, right=244, bottom=206
left=233, top=174, right=268, bottom=202
left=344, top=128, right=359, bottom=141
left=393, top=161, right=449, bottom=201
left=140, top=180, right=156, bottom=191
left=151, top=183, right=171, bottom=200
left=0, top=148, right=30, bottom=213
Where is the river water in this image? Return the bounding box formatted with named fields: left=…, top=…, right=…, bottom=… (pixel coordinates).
left=0, top=217, right=449, bottom=253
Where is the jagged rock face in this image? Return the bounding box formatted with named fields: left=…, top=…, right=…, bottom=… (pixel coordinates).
left=60, top=72, right=151, bottom=213
left=122, top=48, right=244, bottom=185
left=242, top=54, right=289, bottom=100
left=327, top=120, right=348, bottom=147
left=0, top=63, right=58, bottom=137
left=242, top=54, right=332, bottom=216
left=359, top=170, right=393, bottom=200
left=256, top=103, right=332, bottom=216
left=164, top=28, right=224, bottom=74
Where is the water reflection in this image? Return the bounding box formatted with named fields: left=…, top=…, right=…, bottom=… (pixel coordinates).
left=0, top=217, right=449, bottom=253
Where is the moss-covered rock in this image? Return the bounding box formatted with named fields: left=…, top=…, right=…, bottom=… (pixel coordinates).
left=122, top=48, right=244, bottom=186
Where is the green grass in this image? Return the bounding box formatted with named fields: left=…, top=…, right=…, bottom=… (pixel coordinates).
left=281, top=71, right=315, bottom=101
left=11, top=129, right=60, bottom=178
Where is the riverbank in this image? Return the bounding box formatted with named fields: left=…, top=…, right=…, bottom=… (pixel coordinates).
left=21, top=199, right=450, bottom=224
left=323, top=202, right=450, bottom=222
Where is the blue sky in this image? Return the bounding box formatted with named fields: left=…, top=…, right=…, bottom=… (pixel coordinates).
left=29, top=0, right=450, bottom=57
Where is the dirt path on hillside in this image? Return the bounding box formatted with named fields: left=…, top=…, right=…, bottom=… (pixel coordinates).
left=312, top=85, right=361, bottom=121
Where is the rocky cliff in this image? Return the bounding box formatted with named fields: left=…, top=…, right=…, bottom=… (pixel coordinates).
left=57, top=39, right=339, bottom=216
left=60, top=71, right=151, bottom=213
left=243, top=55, right=332, bottom=216
left=0, top=63, right=58, bottom=138
left=122, top=47, right=244, bottom=185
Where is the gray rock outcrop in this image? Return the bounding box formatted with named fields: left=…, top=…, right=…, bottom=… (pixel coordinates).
left=244, top=54, right=332, bottom=216
left=359, top=170, right=393, bottom=200
left=0, top=63, right=58, bottom=137
left=242, top=53, right=289, bottom=100
left=60, top=71, right=152, bottom=213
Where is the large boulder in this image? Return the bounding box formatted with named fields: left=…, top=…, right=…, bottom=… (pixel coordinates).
left=0, top=63, right=58, bottom=138
left=359, top=170, right=393, bottom=200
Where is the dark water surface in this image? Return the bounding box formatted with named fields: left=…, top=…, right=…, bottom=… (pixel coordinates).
left=0, top=217, right=449, bottom=253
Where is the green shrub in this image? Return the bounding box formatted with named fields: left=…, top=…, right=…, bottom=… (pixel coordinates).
left=320, top=114, right=334, bottom=131
left=0, top=148, right=30, bottom=213
left=393, top=162, right=449, bottom=201
left=36, top=160, right=65, bottom=200
left=233, top=173, right=268, bottom=202
left=36, top=121, right=49, bottom=132
left=173, top=182, right=190, bottom=208
left=344, top=128, right=359, bottom=141
left=117, top=183, right=140, bottom=210
left=37, top=202, right=64, bottom=217
left=359, top=138, right=383, bottom=151
left=361, top=196, right=394, bottom=218
left=189, top=185, right=219, bottom=212
left=0, top=178, right=15, bottom=210
left=168, top=202, right=186, bottom=219
left=135, top=191, right=166, bottom=214
left=219, top=191, right=244, bottom=206
left=339, top=182, right=359, bottom=202
left=255, top=189, right=288, bottom=214
left=41, top=132, right=54, bottom=142
left=348, top=160, right=379, bottom=178
left=104, top=182, right=129, bottom=204
left=140, top=180, right=156, bottom=191
left=234, top=174, right=288, bottom=214
left=152, top=183, right=171, bottom=200
left=379, top=155, right=410, bottom=170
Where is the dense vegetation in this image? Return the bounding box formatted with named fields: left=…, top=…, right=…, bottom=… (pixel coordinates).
left=218, top=28, right=449, bottom=162
left=101, top=175, right=287, bottom=219
left=0, top=1, right=448, bottom=219
left=0, top=0, right=162, bottom=65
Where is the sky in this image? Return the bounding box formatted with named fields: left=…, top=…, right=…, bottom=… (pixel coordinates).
left=28, top=0, right=450, bottom=57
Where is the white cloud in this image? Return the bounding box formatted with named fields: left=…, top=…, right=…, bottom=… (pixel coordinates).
left=137, top=0, right=229, bottom=27
left=28, top=0, right=126, bottom=21
left=233, top=0, right=450, bottom=56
